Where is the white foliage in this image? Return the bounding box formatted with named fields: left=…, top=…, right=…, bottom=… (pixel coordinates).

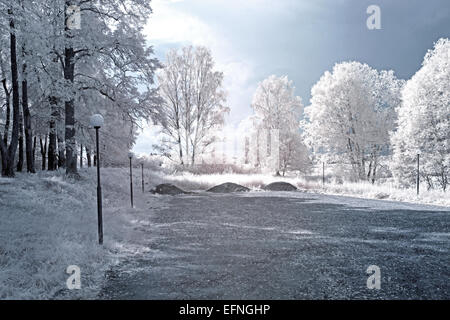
left=248, top=75, right=309, bottom=174
left=156, top=45, right=228, bottom=165
left=391, top=38, right=450, bottom=190
left=302, top=62, right=403, bottom=181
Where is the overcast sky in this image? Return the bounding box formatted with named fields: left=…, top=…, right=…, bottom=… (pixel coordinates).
left=133, top=0, right=450, bottom=155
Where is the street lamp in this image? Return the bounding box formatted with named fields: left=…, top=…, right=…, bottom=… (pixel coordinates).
left=90, top=114, right=104, bottom=245
left=128, top=152, right=134, bottom=208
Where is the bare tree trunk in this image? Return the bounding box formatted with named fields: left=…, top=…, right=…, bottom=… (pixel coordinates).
left=64, top=53, right=76, bottom=175
left=57, top=134, right=65, bottom=168
left=2, top=79, right=10, bottom=146
left=371, top=163, right=377, bottom=184
left=16, top=109, right=23, bottom=172
left=367, top=161, right=372, bottom=181
left=2, top=9, right=21, bottom=177
left=425, top=174, right=433, bottom=190
left=86, top=147, right=91, bottom=167
left=0, top=79, right=10, bottom=175
left=64, top=1, right=77, bottom=177
left=79, top=144, right=83, bottom=168
left=21, top=39, right=34, bottom=173
left=48, top=97, right=58, bottom=170
left=32, top=136, right=36, bottom=164
left=439, top=166, right=447, bottom=192
left=175, top=109, right=183, bottom=165
left=40, top=136, right=47, bottom=170
left=177, top=133, right=184, bottom=165
left=244, top=137, right=249, bottom=164
left=22, top=82, right=34, bottom=173
left=185, top=128, right=189, bottom=166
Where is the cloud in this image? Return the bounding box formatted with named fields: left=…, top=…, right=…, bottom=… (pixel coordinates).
left=136, top=0, right=259, bottom=154
left=145, top=0, right=217, bottom=47
left=134, top=0, right=450, bottom=155
left=132, top=125, right=162, bottom=156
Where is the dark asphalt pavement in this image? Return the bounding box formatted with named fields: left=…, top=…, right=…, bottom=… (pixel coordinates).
left=100, top=193, right=450, bottom=299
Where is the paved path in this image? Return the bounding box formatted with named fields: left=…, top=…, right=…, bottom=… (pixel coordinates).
left=100, top=192, right=449, bottom=299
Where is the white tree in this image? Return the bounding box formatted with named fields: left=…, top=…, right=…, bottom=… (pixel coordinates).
left=248, top=75, right=308, bottom=175
left=0, top=0, right=159, bottom=176
left=391, top=38, right=450, bottom=191
left=302, top=62, right=403, bottom=182
left=156, top=46, right=228, bottom=166
left=279, top=130, right=312, bottom=175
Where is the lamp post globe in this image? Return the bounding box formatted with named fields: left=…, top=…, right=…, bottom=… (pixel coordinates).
left=90, top=114, right=104, bottom=129
left=128, top=152, right=134, bottom=159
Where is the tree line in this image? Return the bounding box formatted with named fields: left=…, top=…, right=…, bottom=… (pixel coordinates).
left=0, top=0, right=159, bottom=177
left=221, top=39, right=448, bottom=191
left=301, top=39, right=449, bottom=191
left=1, top=1, right=447, bottom=192
left=153, top=39, right=448, bottom=192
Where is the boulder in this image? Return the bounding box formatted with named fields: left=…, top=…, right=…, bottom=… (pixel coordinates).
left=375, top=192, right=389, bottom=199
left=263, top=182, right=297, bottom=191
left=152, top=183, right=187, bottom=195
left=207, top=182, right=250, bottom=193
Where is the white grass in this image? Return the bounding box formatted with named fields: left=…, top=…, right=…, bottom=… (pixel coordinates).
left=0, top=167, right=446, bottom=299
left=158, top=172, right=450, bottom=207
left=315, top=180, right=450, bottom=207
left=0, top=167, right=153, bottom=299
left=161, top=172, right=303, bottom=191
left=0, top=170, right=107, bottom=299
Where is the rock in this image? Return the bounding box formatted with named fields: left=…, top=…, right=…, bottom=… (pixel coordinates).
left=375, top=192, right=389, bottom=199
left=207, top=182, right=250, bottom=193
left=152, top=183, right=187, bottom=195
left=263, top=182, right=297, bottom=191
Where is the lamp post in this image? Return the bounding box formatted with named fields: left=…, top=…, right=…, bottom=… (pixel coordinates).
left=90, top=114, right=104, bottom=245
left=128, top=152, right=134, bottom=208
left=140, top=160, right=144, bottom=193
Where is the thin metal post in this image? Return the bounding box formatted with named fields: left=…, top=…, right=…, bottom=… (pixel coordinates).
left=130, top=157, right=134, bottom=208
left=417, top=154, right=420, bottom=196
left=322, top=162, right=325, bottom=186
left=141, top=163, right=144, bottom=193
left=95, top=128, right=103, bottom=245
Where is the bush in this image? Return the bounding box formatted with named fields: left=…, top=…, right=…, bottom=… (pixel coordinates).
left=172, top=163, right=259, bottom=175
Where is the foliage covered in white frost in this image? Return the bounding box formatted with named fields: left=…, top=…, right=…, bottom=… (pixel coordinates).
left=391, top=38, right=450, bottom=191
left=302, top=62, right=403, bottom=182
left=247, top=75, right=311, bottom=175
left=156, top=46, right=229, bottom=166
left=157, top=171, right=450, bottom=207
